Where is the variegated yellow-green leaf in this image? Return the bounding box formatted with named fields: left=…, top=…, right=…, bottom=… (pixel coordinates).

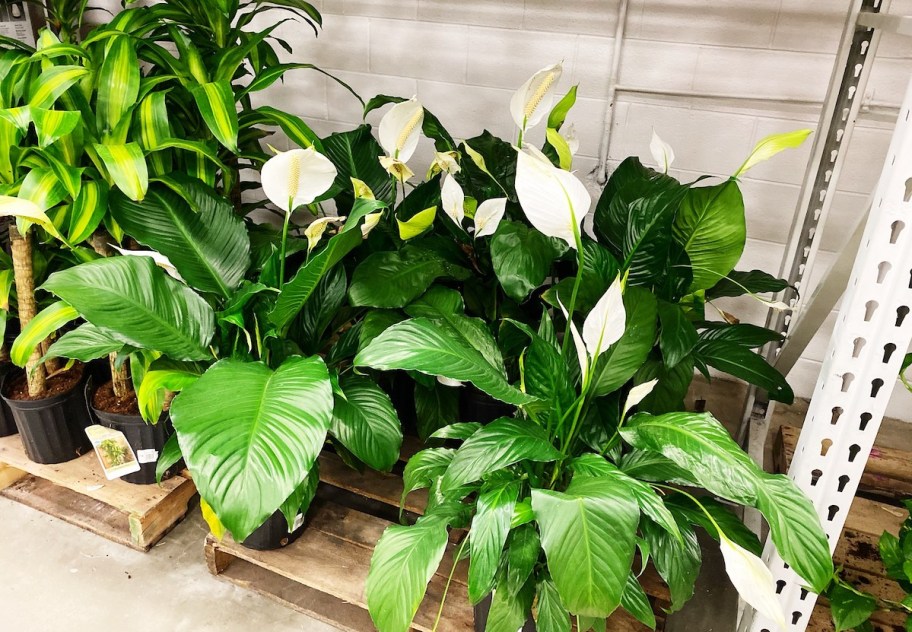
left=397, top=206, right=436, bottom=240
left=41, top=151, right=83, bottom=200
left=68, top=179, right=108, bottom=244
left=546, top=128, right=573, bottom=170
left=0, top=269, right=13, bottom=310
left=94, top=142, right=148, bottom=201
left=188, top=80, right=239, bottom=153
left=19, top=168, right=67, bottom=212
left=734, top=129, right=812, bottom=178
left=0, top=195, right=66, bottom=241
left=97, top=35, right=140, bottom=137
left=137, top=91, right=170, bottom=151
left=11, top=301, right=79, bottom=367
left=138, top=368, right=200, bottom=423
left=152, top=138, right=230, bottom=173
left=29, top=65, right=90, bottom=109
left=31, top=107, right=80, bottom=148
left=0, top=106, right=30, bottom=132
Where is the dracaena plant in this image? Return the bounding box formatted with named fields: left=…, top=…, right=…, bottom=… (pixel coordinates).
left=351, top=79, right=835, bottom=632
left=11, top=144, right=402, bottom=542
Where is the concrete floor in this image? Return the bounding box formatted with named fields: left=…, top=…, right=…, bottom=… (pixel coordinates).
left=0, top=497, right=335, bottom=632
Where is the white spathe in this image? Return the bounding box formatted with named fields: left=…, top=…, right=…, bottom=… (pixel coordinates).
left=515, top=144, right=589, bottom=249
left=719, top=534, right=788, bottom=631
left=474, top=198, right=507, bottom=238
left=430, top=151, right=461, bottom=176
left=582, top=276, right=626, bottom=359
left=557, top=297, right=589, bottom=383
left=441, top=174, right=465, bottom=228
left=304, top=216, right=346, bottom=252
left=379, top=97, right=424, bottom=163
left=437, top=376, right=464, bottom=388
left=111, top=245, right=183, bottom=281
left=510, top=62, right=562, bottom=133
left=261, top=147, right=337, bottom=213
left=623, top=379, right=658, bottom=417
left=649, top=130, right=675, bottom=174
left=361, top=212, right=382, bottom=238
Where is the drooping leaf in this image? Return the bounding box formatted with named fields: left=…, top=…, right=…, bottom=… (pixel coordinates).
left=330, top=374, right=402, bottom=472
left=366, top=517, right=450, bottom=632
left=355, top=318, right=534, bottom=406
left=94, top=142, right=148, bottom=202
left=41, top=256, right=214, bottom=361
left=469, top=480, right=520, bottom=603
left=43, top=322, right=128, bottom=363
left=11, top=301, right=79, bottom=367
left=532, top=475, right=639, bottom=617
left=694, top=339, right=793, bottom=404
left=705, top=269, right=790, bottom=300
left=169, top=356, right=333, bottom=541
left=640, top=515, right=701, bottom=612
left=621, top=573, right=656, bottom=629
left=536, top=577, right=572, bottom=632
left=188, top=80, right=239, bottom=152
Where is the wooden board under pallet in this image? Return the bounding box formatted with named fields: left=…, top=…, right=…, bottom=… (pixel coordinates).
left=0, top=434, right=196, bottom=551
left=206, top=448, right=662, bottom=631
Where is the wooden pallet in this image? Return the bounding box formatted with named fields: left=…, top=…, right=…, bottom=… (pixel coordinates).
left=774, top=425, right=909, bottom=631
left=205, top=447, right=664, bottom=631
left=0, top=433, right=196, bottom=551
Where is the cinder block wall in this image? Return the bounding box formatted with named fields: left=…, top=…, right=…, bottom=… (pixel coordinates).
left=108, top=0, right=912, bottom=416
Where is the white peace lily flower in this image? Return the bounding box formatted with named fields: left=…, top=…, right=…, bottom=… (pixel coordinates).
left=510, top=62, right=563, bottom=134
left=361, top=212, right=383, bottom=238
left=379, top=97, right=424, bottom=163
left=427, top=151, right=461, bottom=178
left=563, top=123, right=580, bottom=156
left=440, top=174, right=465, bottom=228
left=515, top=144, right=589, bottom=249
left=623, top=379, right=658, bottom=418
left=437, top=376, right=464, bottom=388
left=304, top=216, right=346, bottom=253
left=649, top=130, right=675, bottom=174
left=557, top=297, right=589, bottom=383
left=582, top=276, right=626, bottom=359
left=261, top=147, right=338, bottom=213
left=379, top=155, right=415, bottom=182
left=719, top=534, right=787, bottom=631
left=111, top=245, right=183, bottom=281
left=473, top=198, right=507, bottom=238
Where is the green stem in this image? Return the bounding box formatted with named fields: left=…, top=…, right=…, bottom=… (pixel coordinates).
left=432, top=536, right=469, bottom=632
left=653, top=484, right=724, bottom=534
left=559, top=225, right=587, bottom=358
left=279, top=210, right=291, bottom=285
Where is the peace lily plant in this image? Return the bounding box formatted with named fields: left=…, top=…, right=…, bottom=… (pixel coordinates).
left=349, top=66, right=833, bottom=632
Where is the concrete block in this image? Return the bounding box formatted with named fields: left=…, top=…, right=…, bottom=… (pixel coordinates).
left=370, top=19, right=468, bottom=82
left=341, top=0, right=417, bottom=19
left=770, top=0, right=844, bottom=54
left=571, top=36, right=617, bottom=99
left=627, top=0, right=779, bottom=49
left=323, top=70, right=419, bottom=127
left=617, top=39, right=699, bottom=92
left=290, top=14, right=371, bottom=72
left=522, top=0, right=617, bottom=37
left=417, top=0, right=522, bottom=28
left=416, top=79, right=514, bottom=142
left=466, top=26, right=577, bottom=90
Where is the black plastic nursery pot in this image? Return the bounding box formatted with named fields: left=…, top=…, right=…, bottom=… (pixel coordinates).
left=88, top=381, right=175, bottom=486
left=460, top=386, right=516, bottom=424
left=1, top=366, right=92, bottom=464
left=0, top=364, right=17, bottom=437
left=241, top=508, right=308, bottom=551
left=474, top=594, right=536, bottom=631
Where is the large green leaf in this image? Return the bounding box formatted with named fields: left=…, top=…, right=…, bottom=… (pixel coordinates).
left=622, top=186, right=688, bottom=285
left=469, top=480, right=520, bottom=603
left=536, top=577, right=571, bottom=632
left=485, top=572, right=534, bottom=632
left=640, top=515, right=701, bottom=612
left=188, top=80, right=239, bottom=152
left=705, top=269, right=789, bottom=300
left=590, top=287, right=657, bottom=396
left=322, top=125, right=395, bottom=209
left=355, top=318, right=534, bottom=406
left=268, top=227, right=362, bottom=330
left=621, top=412, right=834, bottom=591
left=532, top=475, right=639, bottom=617
left=442, top=418, right=560, bottom=491
left=694, top=339, right=793, bottom=404
left=544, top=239, right=618, bottom=314
left=41, top=256, right=214, bottom=361
left=29, top=65, right=89, bottom=109
left=169, top=356, right=333, bottom=541
left=621, top=573, right=656, bottom=629
left=11, top=301, right=79, bottom=367
left=44, top=322, right=129, bottom=363
left=401, top=447, right=454, bottom=505
left=672, top=181, right=745, bottom=292
left=96, top=34, right=140, bottom=137
left=490, top=220, right=565, bottom=301
left=656, top=300, right=697, bottom=370
left=366, top=516, right=450, bottom=632
left=110, top=179, right=250, bottom=296
left=349, top=246, right=467, bottom=308
left=330, top=374, right=402, bottom=472
left=828, top=582, right=877, bottom=632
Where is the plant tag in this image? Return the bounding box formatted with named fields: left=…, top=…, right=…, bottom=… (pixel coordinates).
left=136, top=449, right=159, bottom=464
left=85, top=425, right=141, bottom=480
left=292, top=513, right=305, bottom=532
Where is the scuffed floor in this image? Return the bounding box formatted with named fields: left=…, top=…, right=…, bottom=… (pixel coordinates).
left=0, top=497, right=336, bottom=631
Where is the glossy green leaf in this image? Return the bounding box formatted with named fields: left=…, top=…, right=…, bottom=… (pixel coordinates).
left=640, top=515, right=701, bottom=611
left=536, top=577, right=572, bottom=632
left=137, top=367, right=201, bottom=424
left=11, top=301, right=79, bottom=367
left=96, top=35, right=140, bottom=136
left=19, top=167, right=67, bottom=212
left=321, top=125, right=395, bottom=209
left=330, top=374, right=402, bottom=472
left=590, top=287, right=657, bottom=397
left=485, top=574, right=534, bottom=632
left=664, top=494, right=761, bottom=556
left=280, top=464, right=320, bottom=531
left=110, top=180, right=250, bottom=296
left=137, top=91, right=171, bottom=151
left=698, top=323, right=783, bottom=349
left=657, top=300, right=697, bottom=370
left=355, top=318, right=534, bottom=406
left=188, top=80, right=239, bottom=152
left=469, top=480, right=520, bottom=603
left=705, top=269, right=790, bottom=300
left=429, top=422, right=482, bottom=441
left=156, top=433, right=182, bottom=484
left=828, top=582, right=876, bottom=632
left=401, top=447, right=454, bottom=505
left=43, top=322, right=128, bottom=363
left=170, top=356, right=333, bottom=541
left=673, top=181, right=745, bottom=292
left=349, top=247, right=467, bottom=309
left=94, top=142, right=148, bottom=202
left=366, top=517, right=449, bottom=632
left=397, top=206, right=436, bottom=240
left=41, top=256, right=214, bottom=361
left=621, top=573, right=656, bottom=629
left=532, top=475, right=639, bottom=617
left=544, top=239, right=619, bottom=314
left=695, top=340, right=793, bottom=404
left=414, top=380, right=460, bottom=441
left=491, top=220, right=566, bottom=302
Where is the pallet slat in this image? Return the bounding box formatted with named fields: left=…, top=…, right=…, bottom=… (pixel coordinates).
left=0, top=434, right=196, bottom=551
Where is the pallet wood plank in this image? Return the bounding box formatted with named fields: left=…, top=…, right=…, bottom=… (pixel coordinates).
left=318, top=451, right=428, bottom=515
